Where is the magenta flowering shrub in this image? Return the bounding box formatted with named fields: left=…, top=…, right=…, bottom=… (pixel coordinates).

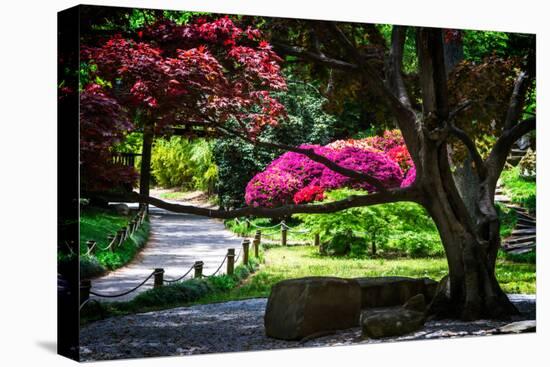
left=401, top=166, right=416, bottom=188
left=245, top=167, right=301, bottom=207
left=326, top=129, right=405, bottom=153
left=265, top=145, right=330, bottom=187
left=245, top=131, right=412, bottom=208
left=319, top=147, right=403, bottom=192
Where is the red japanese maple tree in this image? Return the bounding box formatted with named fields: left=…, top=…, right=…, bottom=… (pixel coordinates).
left=80, top=16, right=287, bottom=192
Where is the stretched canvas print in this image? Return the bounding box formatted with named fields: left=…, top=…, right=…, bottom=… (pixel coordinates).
left=57, top=4, right=537, bottom=362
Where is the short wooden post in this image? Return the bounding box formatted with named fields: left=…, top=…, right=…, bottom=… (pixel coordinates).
left=255, top=230, right=262, bottom=243
left=242, top=239, right=250, bottom=265
left=80, top=279, right=91, bottom=303
left=314, top=233, right=320, bottom=247
left=253, top=237, right=260, bottom=258
left=106, top=234, right=115, bottom=252
left=226, top=248, right=235, bottom=275
left=86, top=240, right=96, bottom=255
left=194, top=261, right=204, bottom=278
left=281, top=221, right=287, bottom=246
left=153, top=268, right=164, bottom=288
left=117, top=229, right=126, bottom=247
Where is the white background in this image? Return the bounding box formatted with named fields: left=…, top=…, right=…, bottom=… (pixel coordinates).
left=0, top=0, right=547, bottom=366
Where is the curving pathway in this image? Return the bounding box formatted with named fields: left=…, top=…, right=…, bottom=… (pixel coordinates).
left=89, top=196, right=243, bottom=302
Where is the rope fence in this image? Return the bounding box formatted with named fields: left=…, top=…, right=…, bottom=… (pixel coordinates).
left=80, top=216, right=324, bottom=307
left=80, top=233, right=260, bottom=307
left=82, top=206, right=148, bottom=257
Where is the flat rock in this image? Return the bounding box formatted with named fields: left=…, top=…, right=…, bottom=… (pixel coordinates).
left=264, top=277, right=361, bottom=340
left=496, top=320, right=536, bottom=334
left=354, top=276, right=437, bottom=308
left=361, top=307, right=425, bottom=339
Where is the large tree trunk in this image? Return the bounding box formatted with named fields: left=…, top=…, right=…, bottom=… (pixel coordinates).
left=421, top=143, right=519, bottom=320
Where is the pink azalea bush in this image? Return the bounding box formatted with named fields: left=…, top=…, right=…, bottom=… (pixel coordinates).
left=326, top=129, right=405, bottom=153
left=245, top=130, right=415, bottom=207
left=245, top=167, right=301, bottom=207
left=319, top=147, right=403, bottom=192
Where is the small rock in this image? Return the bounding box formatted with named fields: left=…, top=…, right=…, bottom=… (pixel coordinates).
left=496, top=320, right=536, bottom=334
left=361, top=307, right=426, bottom=339
left=403, top=294, right=426, bottom=313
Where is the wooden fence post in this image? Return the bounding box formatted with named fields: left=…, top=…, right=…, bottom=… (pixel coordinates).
left=314, top=233, right=320, bottom=247
left=242, top=239, right=250, bottom=265
left=253, top=236, right=260, bottom=258
left=80, top=279, right=91, bottom=303
left=281, top=221, right=287, bottom=246
left=256, top=230, right=261, bottom=243
left=194, top=261, right=204, bottom=278
left=227, top=248, right=235, bottom=275
left=154, top=268, right=164, bottom=288
left=106, top=234, right=116, bottom=252
left=86, top=240, right=96, bottom=255
left=117, top=229, right=126, bottom=248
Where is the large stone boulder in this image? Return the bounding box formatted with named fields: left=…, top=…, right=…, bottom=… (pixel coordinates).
left=354, top=276, right=437, bottom=308
left=264, top=277, right=361, bottom=340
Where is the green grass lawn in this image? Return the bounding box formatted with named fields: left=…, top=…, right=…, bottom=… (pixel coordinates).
left=159, top=191, right=189, bottom=200
left=82, top=245, right=534, bottom=322
left=500, top=166, right=536, bottom=213
left=201, top=246, right=535, bottom=304
left=79, top=207, right=130, bottom=251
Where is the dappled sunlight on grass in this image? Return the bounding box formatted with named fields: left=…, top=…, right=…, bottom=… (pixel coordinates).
left=216, top=246, right=535, bottom=301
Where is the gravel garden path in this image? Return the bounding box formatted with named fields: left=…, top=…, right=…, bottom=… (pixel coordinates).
left=79, top=294, right=535, bottom=361
left=89, top=192, right=243, bottom=302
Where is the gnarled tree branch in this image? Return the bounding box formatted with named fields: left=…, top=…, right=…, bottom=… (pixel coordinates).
left=327, top=23, right=419, bottom=162
left=504, top=71, right=529, bottom=130
left=271, top=41, right=359, bottom=70
left=486, top=117, right=536, bottom=190
left=97, top=187, right=419, bottom=219
left=448, top=124, right=487, bottom=180
left=385, top=26, right=411, bottom=108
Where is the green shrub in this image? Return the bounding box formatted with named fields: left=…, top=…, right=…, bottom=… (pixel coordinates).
left=151, top=137, right=218, bottom=192
left=387, top=231, right=444, bottom=258
left=320, top=231, right=351, bottom=256
left=131, top=278, right=212, bottom=308
left=296, top=189, right=440, bottom=258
